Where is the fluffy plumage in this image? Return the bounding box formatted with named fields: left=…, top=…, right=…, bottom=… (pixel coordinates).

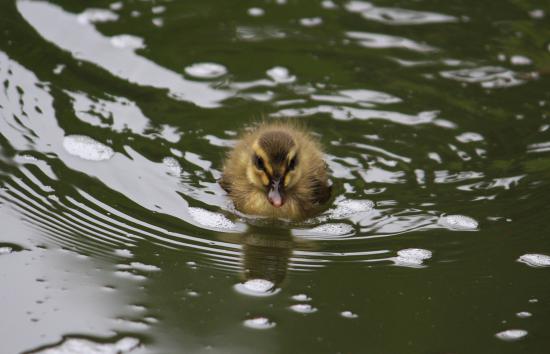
left=220, top=121, right=331, bottom=220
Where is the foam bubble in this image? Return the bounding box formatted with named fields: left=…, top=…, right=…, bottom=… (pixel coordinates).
left=518, top=253, right=550, bottom=267
left=188, top=207, right=236, bottom=230
left=63, top=135, right=114, bottom=161
left=248, top=7, right=265, bottom=17
left=393, top=248, right=432, bottom=267
left=456, top=132, right=484, bottom=143
left=184, top=62, right=227, bottom=79
left=291, top=294, right=312, bottom=302
left=322, top=0, right=337, bottom=9
left=130, top=262, right=161, bottom=272
left=294, top=223, right=355, bottom=238
left=152, top=6, right=166, bottom=14
left=243, top=317, right=276, bottom=329
left=510, top=55, right=532, bottom=66
left=516, top=311, right=532, bottom=318
left=110, top=34, right=145, bottom=49
left=495, top=329, right=528, bottom=341
left=32, top=337, right=140, bottom=354
left=115, top=271, right=147, bottom=281
left=300, top=17, right=323, bottom=27
left=234, top=279, right=280, bottom=297
left=340, top=310, right=358, bottom=319
left=266, top=66, right=296, bottom=83
left=331, top=199, right=374, bottom=218
left=114, top=249, right=134, bottom=258
left=438, top=215, right=478, bottom=231
left=289, top=304, right=317, bottom=314
left=162, top=157, right=183, bottom=175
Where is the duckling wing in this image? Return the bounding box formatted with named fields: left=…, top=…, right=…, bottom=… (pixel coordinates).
left=310, top=178, right=332, bottom=205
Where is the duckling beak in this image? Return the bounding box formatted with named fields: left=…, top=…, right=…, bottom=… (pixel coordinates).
left=268, top=178, right=285, bottom=208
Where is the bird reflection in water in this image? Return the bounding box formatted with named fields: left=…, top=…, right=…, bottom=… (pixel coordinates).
left=220, top=225, right=314, bottom=292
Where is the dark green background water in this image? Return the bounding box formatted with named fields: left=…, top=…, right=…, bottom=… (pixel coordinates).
left=1, top=0, right=549, bottom=353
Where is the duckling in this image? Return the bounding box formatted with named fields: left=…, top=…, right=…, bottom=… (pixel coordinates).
left=220, top=121, right=331, bottom=220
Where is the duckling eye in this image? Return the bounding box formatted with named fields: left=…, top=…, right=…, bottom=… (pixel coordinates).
left=253, top=155, right=265, bottom=171
left=288, top=156, right=297, bottom=171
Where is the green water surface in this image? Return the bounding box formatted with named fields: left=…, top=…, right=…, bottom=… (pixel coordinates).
left=1, top=0, right=549, bottom=353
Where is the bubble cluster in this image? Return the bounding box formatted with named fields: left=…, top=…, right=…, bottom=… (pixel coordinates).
left=495, top=329, right=528, bottom=341
left=438, top=215, right=478, bottom=231
left=393, top=248, right=432, bottom=267
left=184, top=62, right=227, bottom=79
left=234, top=279, right=280, bottom=297
left=188, top=207, right=236, bottom=230
left=63, top=135, right=114, bottom=161
left=518, top=253, right=550, bottom=267
left=243, top=317, right=276, bottom=329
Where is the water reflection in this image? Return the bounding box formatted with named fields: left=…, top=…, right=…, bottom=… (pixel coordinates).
left=240, top=229, right=294, bottom=288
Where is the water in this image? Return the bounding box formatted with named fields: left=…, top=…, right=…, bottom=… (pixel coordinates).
left=0, top=0, right=549, bottom=353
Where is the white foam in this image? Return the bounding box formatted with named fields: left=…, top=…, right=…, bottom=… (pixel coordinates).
left=77, top=9, right=119, bottom=25
left=495, top=329, right=528, bottom=341
left=340, top=310, right=358, bottom=319
left=529, top=9, right=545, bottom=19
left=438, top=215, right=478, bottom=231
left=518, top=253, right=550, bottom=267
left=510, top=55, right=532, bottom=66
left=294, top=223, right=354, bottom=238
left=291, top=294, right=312, bottom=302
left=393, top=248, right=432, bottom=267
left=300, top=17, right=323, bottom=27
left=188, top=207, right=235, bottom=230
left=321, top=0, right=337, bottom=9
left=456, top=132, right=484, bottom=143
left=243, top=317, right=276, bottom=329
left=114, top=271, right=147, bottom=281
left=152, top=18, right=164, bottom=27
left=248, top=7, right=265, bottom=17
left=110, top=34, right=145, bottom=49
left=289, top=304, right=317, bottom=314
left=110, top=2, right=123, bottom=11
left=114, top=249, right=133, bottom=258
left=33, top=337, right=140, bottom=354
left=152, top=6, right=166, bottom=14
left=266, top=66, right=296, bottom=83
left=63, top=135, right=114, bottom=161
left=162, top=157, right=183, bottom=175
left=331, top=199, right=374, bottom=218
left=184, top=62, right=227, bottom=79
left=234, top=279, right=280, bottom=297
left=516, top=311, right=532, bottom=318
left=130, top=262, right=161, bottom=272
left=186, top=290, right=200, bottom=297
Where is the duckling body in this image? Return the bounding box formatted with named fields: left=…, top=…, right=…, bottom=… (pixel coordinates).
left=220, top=122, right=331, bottom=220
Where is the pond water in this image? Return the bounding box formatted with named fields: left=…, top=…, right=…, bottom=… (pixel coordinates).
left=1, top=0, right=549, bottom=353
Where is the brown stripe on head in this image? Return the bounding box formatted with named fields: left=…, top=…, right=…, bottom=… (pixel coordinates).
left=258, top=131, right=295, bottom=166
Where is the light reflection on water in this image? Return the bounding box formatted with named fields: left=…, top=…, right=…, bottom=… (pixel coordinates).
left=1, top=0, right=549, bottom=353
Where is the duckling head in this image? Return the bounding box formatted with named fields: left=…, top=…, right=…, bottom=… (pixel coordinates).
left=246, top=130, right=302, bottom=208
